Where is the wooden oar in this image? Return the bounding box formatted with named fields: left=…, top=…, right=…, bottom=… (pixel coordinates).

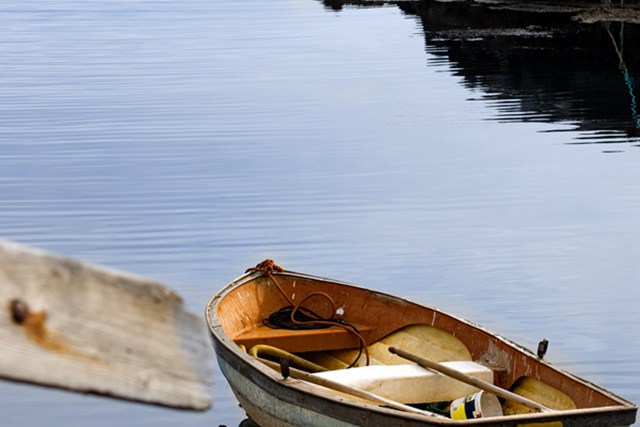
left=389, top=346, right=553, bottom=413
left=255, top=356, right=447, bottom=419
left=0, top=239, right=213, bottom=410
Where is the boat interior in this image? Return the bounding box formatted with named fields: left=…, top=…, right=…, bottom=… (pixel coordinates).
left=216, top=273, right=629, bottom=419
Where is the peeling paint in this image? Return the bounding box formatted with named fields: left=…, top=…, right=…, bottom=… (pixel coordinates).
left=479, top=340, right=512, bottom=385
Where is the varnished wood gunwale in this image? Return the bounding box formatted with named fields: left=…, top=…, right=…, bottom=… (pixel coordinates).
left=207, top=269, right=638, bottom=426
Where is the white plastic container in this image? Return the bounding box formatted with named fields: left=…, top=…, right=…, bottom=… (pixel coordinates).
left=450, top=390, right=503, bottom=419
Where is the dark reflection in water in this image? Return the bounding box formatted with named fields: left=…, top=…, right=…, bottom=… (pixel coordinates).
left=326, top=0, right=640, bottom=144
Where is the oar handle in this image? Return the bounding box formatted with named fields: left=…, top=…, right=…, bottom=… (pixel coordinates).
left=388, top=346, right=553, bottom=413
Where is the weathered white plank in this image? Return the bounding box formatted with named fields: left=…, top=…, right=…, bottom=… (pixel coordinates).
left=0, top=239, right=213, bottom=410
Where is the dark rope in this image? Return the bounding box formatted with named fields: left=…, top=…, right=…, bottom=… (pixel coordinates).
left=263, top=305, right=366, bottom=368
left=247, top=260, right=370, bottom=367
left=263, top=306, right=333, bottom=330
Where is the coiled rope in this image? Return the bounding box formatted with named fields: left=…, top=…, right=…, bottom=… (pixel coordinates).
left=246, top=259, right=370, bottom=367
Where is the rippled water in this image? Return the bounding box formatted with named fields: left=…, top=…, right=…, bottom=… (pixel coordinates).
left=1, top=1, right=639, bottom=426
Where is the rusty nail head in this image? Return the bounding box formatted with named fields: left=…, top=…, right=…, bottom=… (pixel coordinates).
left=10, top=299, right=29, bottom=324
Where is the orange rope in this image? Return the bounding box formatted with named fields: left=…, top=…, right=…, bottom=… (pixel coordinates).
left=247, top=260, right=370, bottom=366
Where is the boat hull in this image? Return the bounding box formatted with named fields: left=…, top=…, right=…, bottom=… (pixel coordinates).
left=213, top=332, right=636, bottom=427
left=217, top=352, right=354, bottom=427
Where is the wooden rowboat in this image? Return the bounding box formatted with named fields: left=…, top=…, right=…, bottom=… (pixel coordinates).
left=206, top=261, right=638, bottom=426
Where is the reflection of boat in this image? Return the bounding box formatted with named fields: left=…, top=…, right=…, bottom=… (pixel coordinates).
left=206, top=261, right=638, bottom=426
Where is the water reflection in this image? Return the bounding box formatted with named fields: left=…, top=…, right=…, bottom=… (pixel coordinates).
left=324, top=0, right=640, bottom=144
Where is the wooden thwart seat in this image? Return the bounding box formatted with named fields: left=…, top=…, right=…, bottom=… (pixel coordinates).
left=234, top=324, right=375, bottom=353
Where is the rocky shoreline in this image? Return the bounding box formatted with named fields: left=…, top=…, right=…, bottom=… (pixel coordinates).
left=323, top=0, right=640, bottom=23
left=481, top=0, right=640, bottom=24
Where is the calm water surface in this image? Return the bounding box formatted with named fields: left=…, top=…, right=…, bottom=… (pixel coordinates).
left=1, top=1, right=639, bottom=426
